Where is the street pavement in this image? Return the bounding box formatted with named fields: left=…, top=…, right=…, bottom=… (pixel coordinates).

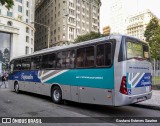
left=136, top=90, right=160, bottom=109
left=0, top=81, right=160, bottom=126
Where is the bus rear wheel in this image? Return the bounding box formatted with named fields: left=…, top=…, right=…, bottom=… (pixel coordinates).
left=14, top=83, right=19, bottom=93
left=51, top=86, right=62, bottom=104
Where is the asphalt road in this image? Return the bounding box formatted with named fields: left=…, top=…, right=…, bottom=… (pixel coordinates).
left=0, top=86, right=160, bottom=126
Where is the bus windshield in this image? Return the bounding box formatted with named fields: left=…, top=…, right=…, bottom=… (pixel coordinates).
left=126, top=41, right=149, bottom=60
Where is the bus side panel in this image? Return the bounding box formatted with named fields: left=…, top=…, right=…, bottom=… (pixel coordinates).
left=9, top=68, right=114, bottom=105
left=112, top=36, right=124, bottom=106
left=79, top=87, right=113, bottom=105
left=45, top=68, right=114, bottom=105
left=61, top=85, right=71, bottom=101
left=70, top=86, right=79, bottom=102
left=114, top=62, right=124, bottom=106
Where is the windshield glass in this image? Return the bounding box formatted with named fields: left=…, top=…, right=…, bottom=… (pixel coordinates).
left=127, top=41, right=149, bottom=60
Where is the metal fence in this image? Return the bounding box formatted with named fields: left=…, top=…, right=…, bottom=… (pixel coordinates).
left=151, top=59, right=160, bottom=85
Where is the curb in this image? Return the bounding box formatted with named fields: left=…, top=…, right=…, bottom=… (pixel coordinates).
left=131, top=103, right=160, bottom=111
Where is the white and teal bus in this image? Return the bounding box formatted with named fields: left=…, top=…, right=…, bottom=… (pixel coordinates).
left=9, top=34, right=152, bottom=106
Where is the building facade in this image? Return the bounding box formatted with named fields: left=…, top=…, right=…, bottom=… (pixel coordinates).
left=108, top=0, right=151, bottom=34
left=0, top=0, right=35, bottom=73
left=126, top=10, right=156, bottom=41
left=103, top=26, right=110, bottom=35
left=108, top=0, right=127, bottom=34
left=35, top=0, right=101, bottom=51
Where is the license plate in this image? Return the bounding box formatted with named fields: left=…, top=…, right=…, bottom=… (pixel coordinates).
left=137, top=97, right=145, bottom=102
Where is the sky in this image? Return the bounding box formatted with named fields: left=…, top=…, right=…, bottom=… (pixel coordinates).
left=100, top=0, right=160, bottom=32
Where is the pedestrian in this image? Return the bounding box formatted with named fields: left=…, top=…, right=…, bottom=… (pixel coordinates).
left=0, top=74, right=7, bottom=88
left=5, top=73, right=8, bottom=81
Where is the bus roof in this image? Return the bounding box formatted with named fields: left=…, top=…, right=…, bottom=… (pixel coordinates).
left=11, top=34, right=147, bottom=60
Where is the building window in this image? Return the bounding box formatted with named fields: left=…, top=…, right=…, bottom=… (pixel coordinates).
left=26, top=10, right=29, bottom=16
left=7, top=21, right=12, bottom=26
left=31, top=30, right=34, bottom=36
left=77, top=0, right=80, bottom=4
left=31, top=48, right=33, bottom=53
left=7, top=11, right=13, bottom=17
left=26, top=36, right=29, bottom=42
left=26, top=27, right=29, bottom=33
left=26, top=1, right=29, bottom=7
left=18, top=5, right=22, bottom=13
left=63, top=34, right=65, bottom=39
left=17, top=0, right=23, bottom=3
left=31, top=38, right=33, bottom=45
left=58, top=27, right=60, bottom=32
left=25, top=46, right=29, bottom=54
left=58, top=35, right=60, bottom=40
left=58, top=11, right=60, bottom=16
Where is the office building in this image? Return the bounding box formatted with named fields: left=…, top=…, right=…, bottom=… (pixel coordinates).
left=126, top=10, right=156, bottom=40
left=0, top=0, right=35, bottom=73
left=35, top=0, right=101, bottom=51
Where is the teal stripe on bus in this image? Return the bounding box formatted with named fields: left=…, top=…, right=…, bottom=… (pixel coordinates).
left=46, top=66, right=114, bottom=89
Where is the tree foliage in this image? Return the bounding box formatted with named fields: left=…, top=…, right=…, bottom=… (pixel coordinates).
left=0, top=0, right=14, bottom=9
left=144, top=18, right=160, bottom=60
left=74, top=31, right=105, bottom=43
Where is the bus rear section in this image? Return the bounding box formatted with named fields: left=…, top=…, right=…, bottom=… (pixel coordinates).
left=114, top=36, right=152, bottom=106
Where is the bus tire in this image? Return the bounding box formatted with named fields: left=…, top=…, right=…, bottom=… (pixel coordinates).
left=51, top=86, right=62, bottom=104
left=14, top=82, right=19, bottom=93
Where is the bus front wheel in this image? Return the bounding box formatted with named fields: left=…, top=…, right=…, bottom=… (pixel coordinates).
left=51, top=86, right=62, bottom=104
left=14, top=82, right=19, bottom=93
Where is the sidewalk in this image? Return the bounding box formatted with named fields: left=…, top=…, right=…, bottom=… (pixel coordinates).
left=136, top=90, right=160, bottom=109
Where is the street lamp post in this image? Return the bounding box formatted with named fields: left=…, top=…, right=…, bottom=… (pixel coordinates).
left=31, top=21, right=50, bottom=48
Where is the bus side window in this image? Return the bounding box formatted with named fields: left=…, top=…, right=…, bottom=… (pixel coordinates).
left=96, top=43, right=112, bottom=67
left=66, top=50, right=75, bottom=68
left=14, top=60, right=22, bottom=71
left=76, top=48, right=85, bottom=68
left=96, top=44, right=105, bottom=66
left=105, top=43, right=112, bottom=66
left=48, top=53, right=56, bottom=68
left=42, top=54, right=49, bottom=69
left=85, top=46, right=94, bottom=67
left=143, top=45, right=149, bottom=59
left=31, top=56, right=42, bottom=69
left=22, top=58, right=31, bottom=70
left=56, top=52, right=66, bottom=69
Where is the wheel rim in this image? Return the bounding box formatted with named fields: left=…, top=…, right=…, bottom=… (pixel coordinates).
left=53, top=89, right=60, bottom=101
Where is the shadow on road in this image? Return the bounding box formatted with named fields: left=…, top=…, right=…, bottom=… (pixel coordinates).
left=10, top=90, right=147, bottom=117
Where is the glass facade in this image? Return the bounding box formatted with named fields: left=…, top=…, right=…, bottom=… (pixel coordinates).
left=0, top=32, right=11, bottom=74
